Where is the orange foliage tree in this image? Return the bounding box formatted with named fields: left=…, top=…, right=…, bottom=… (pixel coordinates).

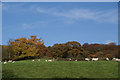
left=9, top=36, right=45, bottom=60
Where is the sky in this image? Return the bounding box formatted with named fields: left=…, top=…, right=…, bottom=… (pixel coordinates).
left=2, top=2, right=118, bottom=46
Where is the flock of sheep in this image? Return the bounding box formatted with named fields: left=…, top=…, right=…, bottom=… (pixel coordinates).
left=1, top=57, right=120, bottom=64
left=1, top=60, right=15, bottom=64
left=32, top=59, right=54, bottom=62
left=85, top=57, right=120, bottom=61
left=31, top=57, right=120, bottom=62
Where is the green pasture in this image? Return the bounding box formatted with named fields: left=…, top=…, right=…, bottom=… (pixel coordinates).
left=2, top=59, right=119, bottom=78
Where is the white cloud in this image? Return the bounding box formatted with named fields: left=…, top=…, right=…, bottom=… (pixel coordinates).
left=3, top=3, right=117, bottom=24
left=3, top=3, right=118, bottom=30
left=35, top=7, right=117, bottom=23
left=21, top=21, right=49, bottom=30
left=20, top=6, right=117, bottom=30
left=2, top=3, right=28, bottom=12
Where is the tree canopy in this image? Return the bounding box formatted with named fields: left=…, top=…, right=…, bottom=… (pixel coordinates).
left=1, top=36, right=119, bottom=61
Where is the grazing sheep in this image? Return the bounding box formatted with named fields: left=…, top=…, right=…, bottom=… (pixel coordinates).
left=45, top=60, right=48, bottom=62
left=92, top=58, right=98, bottom=61
left=106, top=58, right=109, bottom=61
left=4, top=62, right=7, bottom=64
left=12, top=61, right=15, bottom=63
left=8, top=60, right=12, bottom=62
left=85, top=58, right=90, bottom=61
left=48, top=60, right=52, bottom=62
left=75, top=60, right=77, bottom=61
left=32, top=59, right=34, bottom=62
left=112, top=58, right=117, bottom=61
left=117, top=59, right=120, bottom=62
left=38, top=59, right=40, bottom=62
left=4, top=61, right=7, bottom=64
left=114, top=58, right=120, bottom=62
left=69, top=58, right=72, bottom=61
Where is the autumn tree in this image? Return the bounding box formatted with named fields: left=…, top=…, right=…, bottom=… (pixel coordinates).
left=49, top=41, right=86, bottom=59
left=49, top=44, right=68, bottom=58
left=2, top=36, right=119, bottom=60
left=9, top=36, right=44, bottom=60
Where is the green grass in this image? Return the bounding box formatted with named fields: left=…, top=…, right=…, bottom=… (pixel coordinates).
left=2, top=59, right=119, bottom=78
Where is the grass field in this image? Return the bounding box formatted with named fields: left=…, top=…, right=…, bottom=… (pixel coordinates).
left=2, top=59, right=119, bottom=78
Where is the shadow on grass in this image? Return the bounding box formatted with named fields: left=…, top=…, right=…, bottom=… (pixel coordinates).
left=1, top=78, right=119, bottom=80
left=2, top=69, right=18, bottom=80
left=1, top=72, right=119, bottom=80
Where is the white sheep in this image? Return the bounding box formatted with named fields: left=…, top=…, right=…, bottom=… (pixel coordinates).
left=69, top=58, right=72, bottom=61
left=12, top=61, right=15, bottom=63
left=8, top=60, right=12, bottom=62
left=106, top=58, right=109, bottom=61
left=112, top=58, right=117, bottom=61
left=48, top=60, right=52, bottom=62
left=92, top=58, right=98, bottom=61
left=115, top=58, right=120, bottom=62
left=45, top=60, right=48, bottom=62
left=4, top=61, right=7, bottom=64
left=38, top=59, right=40, bottom=62
left=85, top=58, right=90, bottom=61
left=32, top=59, right=34, bottom=62
left=117, top=59, right=120, bottom=62
left=75, top=60, right=77, bottom=61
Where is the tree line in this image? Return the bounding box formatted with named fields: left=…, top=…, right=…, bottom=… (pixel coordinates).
left=1, top=36, right=119, bottom=61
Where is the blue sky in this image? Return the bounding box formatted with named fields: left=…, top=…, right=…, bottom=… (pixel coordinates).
left=2, top=2, right=118, bottom=46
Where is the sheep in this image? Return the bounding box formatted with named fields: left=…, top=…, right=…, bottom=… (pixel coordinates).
left=114, top=58, right=120, bottom=62
left=8, top=60, right=12, bottom=62
left=112, top=58, right=117, bottom=61
left=48, top=60, right=53, bottom=62
left=4, top=60, right=7, bottom=64
left=75, top=60, right=77, bottom=61
left=92, top=58, right=98, bottom=61
left=85, top=58, right=90, bottom=61
left=45, top=60, right=48, bottom=62
left=38, top=59, right=40, bottom=62
left=106, top=58, right=109, bottom=61
left=32, top=59, right=34, bottom=62
left=12, top=61, right=15, bottom=63
left=4, top=62, right=7, bottom=64
left=69, top=58, right=72, bottom=61
left=116, top=59, right=120, bottom=62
